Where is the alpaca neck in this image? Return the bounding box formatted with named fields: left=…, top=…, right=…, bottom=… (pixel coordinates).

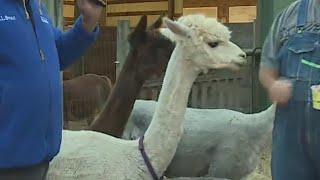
left=90, top=66, right=144, bottom=137
left=144, top=44, right=199, bottom=176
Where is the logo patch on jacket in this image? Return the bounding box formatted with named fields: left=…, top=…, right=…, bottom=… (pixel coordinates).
left=40, top=16, right=49, bottom=24
left=0, top=15, right=16, bottom=22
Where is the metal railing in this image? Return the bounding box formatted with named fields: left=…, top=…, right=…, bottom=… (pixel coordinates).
left=138, top=48, right=266, bottom=113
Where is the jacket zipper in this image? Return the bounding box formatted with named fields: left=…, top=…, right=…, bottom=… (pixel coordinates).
left=24, top=0, right=45, bottom=62
left=24, top=0, right=51, bottom=155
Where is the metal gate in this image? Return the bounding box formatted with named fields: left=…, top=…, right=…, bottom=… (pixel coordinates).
left=138, top=48, right=264, bottom=113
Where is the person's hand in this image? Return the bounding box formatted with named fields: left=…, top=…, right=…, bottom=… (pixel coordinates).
left=77, top=0, right=104, bottom=32
left=268, top=79, right=293, bottom=105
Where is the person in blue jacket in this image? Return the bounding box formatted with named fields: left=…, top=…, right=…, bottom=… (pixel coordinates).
left=260, top=0, right=320, bottom=179
left=0, top=0, right=103, bottom=179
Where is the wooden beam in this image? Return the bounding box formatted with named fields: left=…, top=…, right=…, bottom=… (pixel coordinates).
left=64, top=0, right=74, bottom=5
left=65, top=0, right=169, bottom=5
left=64, top=17, right=74, bottom=23
left=108, top=0, right=167, bottom=4
left=107, top=10, right=167, bottom=17
left=184, top=0, right=256, bottom=8
left=229, top=0, right=257, bottom=6
left=174, top=13, right=182, bottom=18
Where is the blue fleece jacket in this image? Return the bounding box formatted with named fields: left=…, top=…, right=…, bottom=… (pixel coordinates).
left=0, top=0, right=98, bottom=168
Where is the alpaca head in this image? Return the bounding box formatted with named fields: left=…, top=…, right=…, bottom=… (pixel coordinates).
left=126, top=15, right=175, bottom=80
left=161, top=15, right=246, bottom=73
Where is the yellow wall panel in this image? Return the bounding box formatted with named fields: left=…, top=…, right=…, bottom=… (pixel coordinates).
left=64, top=5, right=74, bottom=17
left=229, top=6, right=256, bottom=23
left=183, top=7, right=218, bottom=18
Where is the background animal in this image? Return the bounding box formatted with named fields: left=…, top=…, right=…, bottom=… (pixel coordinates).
left=63, top=74, right=112, bottom=129
left=47, top=15, right=246, bottom=180
left=89, top=15, right=174, bottom=137
left=124, top=100, right=275, bottom=180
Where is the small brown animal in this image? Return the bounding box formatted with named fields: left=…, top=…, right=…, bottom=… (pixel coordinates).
left=63, top=74, right=112, bottom=129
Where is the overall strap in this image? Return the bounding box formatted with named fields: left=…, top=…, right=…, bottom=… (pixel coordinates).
left=297, top=0, right=310, bottom=29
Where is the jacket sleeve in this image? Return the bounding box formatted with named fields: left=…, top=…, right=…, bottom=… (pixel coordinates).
left=53, top=16, right=99, bottom=70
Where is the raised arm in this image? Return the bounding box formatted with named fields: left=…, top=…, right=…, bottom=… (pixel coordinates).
left=53, top=16, right=99, bottom=70
left=53, top=0, right=103, bottom=70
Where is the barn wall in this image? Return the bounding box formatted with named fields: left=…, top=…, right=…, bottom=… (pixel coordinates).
left=62, top=0, right=262, bottom=111
left=105, top=0, right=183, bottom=27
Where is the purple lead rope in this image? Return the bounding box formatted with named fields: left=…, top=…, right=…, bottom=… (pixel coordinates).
left=138, top=136, right=164, bottom=180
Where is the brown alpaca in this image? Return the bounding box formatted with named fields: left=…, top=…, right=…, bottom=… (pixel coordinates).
left=63, top=74, right=113, bottom=129
left=89, top=15, right=174, bottom=137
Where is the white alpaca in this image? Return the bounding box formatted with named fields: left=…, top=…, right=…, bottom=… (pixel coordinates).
left=47, top=15, right=246, bottom=180
left=124, top=100, right=275, bottom=180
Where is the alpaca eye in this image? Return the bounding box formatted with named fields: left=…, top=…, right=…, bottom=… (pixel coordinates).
left=208, top=42, right=219, bottom=48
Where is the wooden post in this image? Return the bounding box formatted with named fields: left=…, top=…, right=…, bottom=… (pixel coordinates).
left=100, top=6, right=107, bottom=26
left=55, top=0, right=64, bottom=79
left=116, top=20, right=131, bottom=79
left=168, top=0, right=175, bottom=19
left=44, top=0, right=54, bottom=19
left=174, top=0, right=183, bottom=18
left=217, top=1, right=229, bottom=23
left=44, top=0, right=64, bottom=78
left=54, top=0, right=64, bottom=29
left=45, top=0, right=63, bottom=28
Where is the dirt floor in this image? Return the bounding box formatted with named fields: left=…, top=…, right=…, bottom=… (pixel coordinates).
left=245, top=145, right=272, bottom=180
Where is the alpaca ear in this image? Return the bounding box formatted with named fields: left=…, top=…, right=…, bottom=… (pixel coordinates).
left=129, top=15, right=147, bottom=45
left=135, top=15, right=148, bottom=32
left=149, top=14, right=164, bottom=30
left=163, top=18, right=190, bottom=38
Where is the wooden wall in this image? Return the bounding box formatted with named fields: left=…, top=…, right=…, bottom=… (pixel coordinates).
left=62, top=0, right=257, bottom=83
left=63, top=0, right=257, bottom=28
left=63, top=0, right=183, bottom=28
left=183, top=0, right=257, bottom=23
left=107, top=1, right=169, bottom=27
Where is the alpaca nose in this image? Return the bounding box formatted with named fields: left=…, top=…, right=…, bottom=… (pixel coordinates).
left=239, top=53, right=246, bottom=59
